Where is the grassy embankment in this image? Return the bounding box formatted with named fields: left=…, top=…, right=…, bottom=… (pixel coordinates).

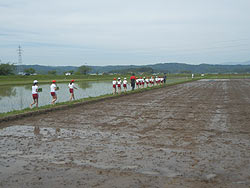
left=0, top=76, right=200, bottom=119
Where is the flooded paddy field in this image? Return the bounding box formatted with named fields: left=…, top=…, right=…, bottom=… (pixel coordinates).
left=0, top=81, right=128, bottom=113
left=0, top=77, right=188, bottom=113
left=0, top=79, right=250, bottom=187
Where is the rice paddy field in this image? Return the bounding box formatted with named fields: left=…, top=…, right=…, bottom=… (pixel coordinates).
left=1, top=75, right=250, bottom=187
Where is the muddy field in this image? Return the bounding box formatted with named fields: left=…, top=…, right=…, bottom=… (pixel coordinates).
left=0, top=79, right=250, bottom=188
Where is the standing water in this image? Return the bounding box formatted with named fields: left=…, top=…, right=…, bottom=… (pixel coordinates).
left=0, top=81, right=131, bottom=113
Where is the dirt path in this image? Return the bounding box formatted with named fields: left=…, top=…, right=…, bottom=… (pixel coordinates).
left=0, top=79, right=250, bottom=188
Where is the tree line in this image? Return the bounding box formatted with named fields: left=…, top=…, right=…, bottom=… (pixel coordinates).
left=0, top=62, right=92, bottom=76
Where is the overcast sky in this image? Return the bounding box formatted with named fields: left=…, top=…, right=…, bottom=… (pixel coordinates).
left=0, top=0, right=250, bottom=66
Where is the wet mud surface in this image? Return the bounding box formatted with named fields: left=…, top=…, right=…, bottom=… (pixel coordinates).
left=0, top=79, right=250, bottom=187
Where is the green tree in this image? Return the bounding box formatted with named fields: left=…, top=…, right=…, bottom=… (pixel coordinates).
left=68, top=70, right=74, bottom=75
left=48, top=70, right=57, bottom=75
left=77, top=65, right=92, bottom=75
left=24, top=68, right=36, bottom=75
left=0, top=63, right=16, bottom=75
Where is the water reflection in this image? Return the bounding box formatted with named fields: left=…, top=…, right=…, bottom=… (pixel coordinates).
left=0, top=80, right=142, bottom=113
left=24, top=85, right=31, bottom=90
left=77, top=82, right=91, bottom=89
left=0, top=86, right=17, bottom=98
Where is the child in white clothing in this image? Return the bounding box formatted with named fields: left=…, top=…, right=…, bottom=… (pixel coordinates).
left=112, top=78, right=117, bottom=95
left=123, top=78, right=128, bottom=92
left=30, top=80, right=39, bottom=108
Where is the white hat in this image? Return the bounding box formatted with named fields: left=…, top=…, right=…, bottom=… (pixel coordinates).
left=124, top=78, right=126, bottom=80
left=33, top=80, right=38, bottom=84
left=118, top=77, right=121, bottom=80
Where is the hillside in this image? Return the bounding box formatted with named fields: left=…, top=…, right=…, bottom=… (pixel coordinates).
left=16, top=62, right=250, bottom=74
left=17, top=65, right=78, bottom=75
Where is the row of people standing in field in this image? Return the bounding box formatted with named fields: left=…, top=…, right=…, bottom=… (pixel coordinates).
left=135, top=76, right=165, bottom=89
left=112, top=75, right=166, bottom=95
left=112, top=77, right=128, bottom=95
left=30, top=79, right=77, bottom=108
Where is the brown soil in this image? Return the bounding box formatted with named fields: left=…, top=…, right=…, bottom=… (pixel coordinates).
left=0, top=79, right=250, bottom=188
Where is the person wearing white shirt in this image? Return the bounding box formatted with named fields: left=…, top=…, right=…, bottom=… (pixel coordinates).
left=68, top=79, right=78, bottom=101
left=30, top=80, right=39, bottom=108
left=142, top=77, right=145, bottom=88
left=155, top=76, right=159, bottom=85
left=112, top=78, right=117, bottom=95
left=151, top=77, right=155, bottom=86
left=50, top=80, right=58, bottom=104
left=117, top=77, right=122, bottom=94
left=136, top=77, right=139, bottom=89
left=145, top=77, right=149, bottom=88
left=139, top=77, right=142, bottom=88
left=123, top=78, right=128, bottom=92
left=149, top=77, right=152, bottom=87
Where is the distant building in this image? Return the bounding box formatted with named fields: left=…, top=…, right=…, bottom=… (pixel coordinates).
left=18, top=72, right=25, bottom=75
left=65, top=72, right=71, bottom=76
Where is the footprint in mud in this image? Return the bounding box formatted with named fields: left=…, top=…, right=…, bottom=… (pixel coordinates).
left=56, top=128, right=61, bottom=134
left=34, top=126, right=40, bottom=135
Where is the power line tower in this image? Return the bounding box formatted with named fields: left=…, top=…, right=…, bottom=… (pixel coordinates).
left=18, top=45, right=22, bottom=65
left=17, top=45, right=24, bottom=109
left=17, top=45, right=23, bottom=74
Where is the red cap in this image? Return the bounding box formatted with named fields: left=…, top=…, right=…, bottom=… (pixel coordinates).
left=113, top=78, right=116, bottom=80
left=71, top=80, right=75, bottom=82
left=52, top=80, right=56, bottom=83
